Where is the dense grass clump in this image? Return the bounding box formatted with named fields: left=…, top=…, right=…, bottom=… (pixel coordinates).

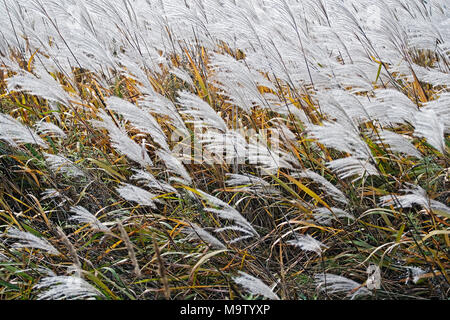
left=0, top=0, right=449, bottom=300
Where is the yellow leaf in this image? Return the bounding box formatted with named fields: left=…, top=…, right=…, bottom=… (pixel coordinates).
left=27, top=48, right=40, bottom=72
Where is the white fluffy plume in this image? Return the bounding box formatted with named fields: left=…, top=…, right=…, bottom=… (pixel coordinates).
left=34, top=276, right=102, bottom=300
left=196, top=189, right=258, bottom=238
left=5, top=228, right=60, bottom=255
left=315, top=273, right=372, bottom=299
left=233, top=271, right=280, bottom=300
left=0, top=114, right=48, bottom=148
left=44, top=153, right=85, bottom=178
left=295, top=170, right=348, bottom=205
left=183, top=223, right=227, bottom=250
left=92, top=110, right=153, bottom=167
left=116, top=184, right=160, bottom=209
left=287, top=234, right=328, bottom=255
left=414, top=109, right=446, bottom=154
left=69, top=206, right=110, bottom=232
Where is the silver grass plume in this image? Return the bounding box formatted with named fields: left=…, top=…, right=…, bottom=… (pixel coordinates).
left=379, top=185, right=450, bottom=218
left=44, top=153, right=85, bottom=178
left=0, top=113, right=48, bottom=148
left=422, top=93, right=450, bottom=133
left=295, top=170, right=349, bottom=205
left=375, top=129, right=422, bottom=159
left=169, top=67, right=194, bottom=87
left=155, top=150, right=192, bottom=185
left=92, top=110, right=153, bottom=167
left=116, top=184, right=160, bottom=209
left=139, top=93, right=189, bottom=137
left=196, top=189, right=258, bottom=238
left=209, top=52, right=275, bottom=113
left=226, top=173, right=280, bottom=195
left=40, top=188, right=67, bottom=207
left=287, top=234, right=328, bottom=255
left=41, top=189, right=62, bottom=200
left=106, top=96, right=170, bottom=151
left=5, top=228, right=60, bottom=255
left=6, top=67, right=71, bottom=107
left=327, top=157, right=379, bottom=181
left=367, top=89, right=418, bottom=125
left=69, top=206, right=110, bottom=232
left=34, top=276, right=102, bottom=300
left=308, top=121, right=372, bottom=159
left=130, top=169, right=178, bottom=194
left=315, top=273, right=372, bottom=299
left=233, top=271, right=280, bottom=300
left=414, top=109, right=446, bottom=154
left=248, top=136, right=298, bottom=172
left=184, top=223, right=227, bottom=250
left=178, top=91, right=228, bottom=132
left=35, top=121, right=67, bottom=138
left=200, top=130, right=248, bottom=165
left=312, top=207, right=355, bottom=226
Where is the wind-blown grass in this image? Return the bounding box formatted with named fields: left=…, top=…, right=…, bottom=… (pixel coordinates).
left=0, top=0, right=448, bottom=300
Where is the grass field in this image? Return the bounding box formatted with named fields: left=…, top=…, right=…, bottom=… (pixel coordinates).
left=0, top=0, right=449, bottom=300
